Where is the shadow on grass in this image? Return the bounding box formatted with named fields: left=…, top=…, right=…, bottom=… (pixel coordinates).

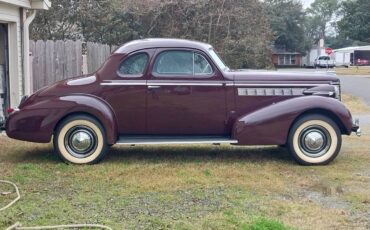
left=104, top=145, right=293, bottom=165
left=4, top=143, right=294, bottom=165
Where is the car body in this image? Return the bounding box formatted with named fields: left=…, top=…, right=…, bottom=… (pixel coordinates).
left=2, top=38, right=361, bottom=165
left=314, top=56, right=335, bottom=68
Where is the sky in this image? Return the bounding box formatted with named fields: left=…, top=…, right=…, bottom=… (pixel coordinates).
left=301, top=0, right=315, bottom=8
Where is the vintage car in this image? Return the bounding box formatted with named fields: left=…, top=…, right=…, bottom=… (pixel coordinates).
left=1, top=39, right=361, bottom=165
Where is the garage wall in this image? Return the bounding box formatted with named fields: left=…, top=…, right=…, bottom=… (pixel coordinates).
left=0, top=3, right=23, bottom=108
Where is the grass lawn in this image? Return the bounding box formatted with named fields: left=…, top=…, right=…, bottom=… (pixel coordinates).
left=0, top=96, right=369, bottom=229
left=335, top=66, right=370, bottom=76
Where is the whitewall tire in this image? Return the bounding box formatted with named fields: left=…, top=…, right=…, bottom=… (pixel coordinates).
left=54, top=115, right=109, bottom=164
left=288, top=114, right=342, bottom=165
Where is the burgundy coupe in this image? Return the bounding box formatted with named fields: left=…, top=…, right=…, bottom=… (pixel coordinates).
left=2, top=39, right=361, bottom=165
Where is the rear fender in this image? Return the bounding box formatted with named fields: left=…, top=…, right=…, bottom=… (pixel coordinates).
left=6, top=94, right=118, bottom=144
left=232, top=96, right=353, bottom=145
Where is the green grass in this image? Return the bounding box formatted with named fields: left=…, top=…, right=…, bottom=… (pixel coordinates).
left=242, top=217, right=290, bottom=230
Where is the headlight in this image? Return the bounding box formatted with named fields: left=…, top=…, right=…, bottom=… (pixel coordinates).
left=333, top=85, right=341, bottom=101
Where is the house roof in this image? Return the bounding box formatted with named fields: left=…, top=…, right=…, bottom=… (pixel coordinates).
left=0, top=0, right=51, bottom=10
left=334, top=46, right=370, bottom=53
left=271, top=47, right=301, bottom=55
left=31, top=0, right=51, bottom=10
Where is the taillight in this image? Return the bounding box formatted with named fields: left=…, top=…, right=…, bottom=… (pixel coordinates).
left=7, top=108, right=14, bottom=114
left=7, top=107, right=19, bottom=114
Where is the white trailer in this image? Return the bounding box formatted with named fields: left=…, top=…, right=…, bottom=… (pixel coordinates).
left=333, top=46, right=370, bottom=67
left=333, top=47, right=353, bottom=67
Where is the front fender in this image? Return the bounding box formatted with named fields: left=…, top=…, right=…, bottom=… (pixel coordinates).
left=6, top=94, right=118, bottom=144
left=232, top=96, right=353, bottom=145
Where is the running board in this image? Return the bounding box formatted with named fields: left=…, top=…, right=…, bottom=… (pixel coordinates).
left=116, top=136, right=238, bottom=145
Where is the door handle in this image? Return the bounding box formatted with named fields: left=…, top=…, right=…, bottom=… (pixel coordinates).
left=148, top=85, right=161, bottom=89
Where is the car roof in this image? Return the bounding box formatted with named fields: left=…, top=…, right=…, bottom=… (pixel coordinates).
left=114, top=38, right=213, bottom=54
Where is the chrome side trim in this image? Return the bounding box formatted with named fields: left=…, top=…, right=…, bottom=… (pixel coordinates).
left=116, top=136, right=238, bottom=145
left=147, top=82, right=223, bottom=86
left=101, top=81, right=327, bottom=87
left=238, top=88, right=306, bottom=96
left=101, top=80, right=227, bottom=86
left=101, top=81, right=146, bottom=86
left=233, top=83, right=327, bottom=87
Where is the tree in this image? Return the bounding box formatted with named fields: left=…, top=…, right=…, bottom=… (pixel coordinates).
left=265, top=0, right=311, bottom=54
left=31, top=0, right=274, bottom=68
left=31, top=0, right=79, bottom=40
left=337, top=0, right=370, bottom=43
left=31, top=0, right=131, bottom=45
left=117, top=0, right=274, bottom=68
left=305, top=0, right=340, bottom=40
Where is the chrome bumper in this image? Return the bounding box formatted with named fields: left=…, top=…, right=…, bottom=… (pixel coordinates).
left=352, top=118, right=361, bottom=137
left=0, top=117, right=5, bottom=131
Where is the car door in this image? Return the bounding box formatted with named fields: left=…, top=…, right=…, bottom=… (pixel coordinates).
left=101, top=49, right=154, bottom=134
left=146, top=48, right=228, bottom=135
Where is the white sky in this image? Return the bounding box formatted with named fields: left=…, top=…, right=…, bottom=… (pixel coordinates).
left=301, top=0, right=315, bottom=8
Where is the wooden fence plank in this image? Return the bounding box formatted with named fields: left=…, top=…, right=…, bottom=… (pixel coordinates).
left=45, top=40, right=55, bottom=86
left=75, top=40, right=82, bottom=76
left=87, top=42, right=93, bottom=74
left=65, top=40, right=74, bottom=78
left=35, top=40, right=46, bottom=91
left=29, top=40, right=35, bottom=91
left=55, top=40, right=65, bottom=82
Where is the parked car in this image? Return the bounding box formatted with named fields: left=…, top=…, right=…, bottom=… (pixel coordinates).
left=1, top=39, right=361, bottom=165
left=355, top=58, right=369, bottom=66
left=315, top=56, right=335, bottom=68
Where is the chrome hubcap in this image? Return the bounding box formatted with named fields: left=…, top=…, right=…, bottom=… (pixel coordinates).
left=299, top=126, right=331, bottom=158
left=64, top=126, right=98, bottom=158
left=71, top=131, right=92, bottom=152
left=304, top=131, right=325, bottom=151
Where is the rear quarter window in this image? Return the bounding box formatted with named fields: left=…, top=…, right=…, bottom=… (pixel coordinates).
left=118, top=53, right=149, bottom=77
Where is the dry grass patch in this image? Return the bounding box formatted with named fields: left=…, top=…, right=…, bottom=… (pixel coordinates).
left=335, top=67, right=370, bottom=76
left=341, top=93, right=370, bottom=114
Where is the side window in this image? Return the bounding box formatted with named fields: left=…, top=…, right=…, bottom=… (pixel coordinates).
left=194, top=53, right=213, bottom=75
left=153, top=51, right=193, bottom=76
left=153, top=50, right=213, bottom=77
left=118, top=53, right=148, bottom=77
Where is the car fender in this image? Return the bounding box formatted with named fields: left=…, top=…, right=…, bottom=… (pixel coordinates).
left=6, top=94, right=118, bottom=144
left=231, top=96, right=353, bottom=145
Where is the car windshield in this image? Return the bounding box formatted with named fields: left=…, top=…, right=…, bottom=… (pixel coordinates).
left=208, top=48, right=230, bottom=72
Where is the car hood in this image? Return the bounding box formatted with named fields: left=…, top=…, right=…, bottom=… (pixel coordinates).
left=223, top=70, right=340, bottom=84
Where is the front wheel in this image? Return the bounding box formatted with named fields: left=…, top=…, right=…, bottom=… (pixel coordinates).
left=54, top=115, right=109, bottom=164
left=288, top=114, right=342, bottom=165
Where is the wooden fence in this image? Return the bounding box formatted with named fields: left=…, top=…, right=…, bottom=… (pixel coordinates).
left=30, top=40, right=116, bottom=91
left=86, top=42, right=112, bottom=74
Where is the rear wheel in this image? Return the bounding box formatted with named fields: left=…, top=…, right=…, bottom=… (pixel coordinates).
left=54, top=115, right=108, bottom=164
left=288, top=114, right=342, bottom=165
